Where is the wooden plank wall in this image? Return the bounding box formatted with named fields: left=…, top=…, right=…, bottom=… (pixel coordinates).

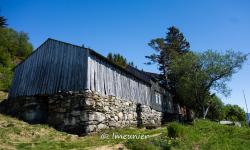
left=86, top=54, right=151, bottom=105
left=9, top=39, right=88, bottom=98
left=9, top=39, right=154, bottom=107
left=149, top=80, right=173, bottom=112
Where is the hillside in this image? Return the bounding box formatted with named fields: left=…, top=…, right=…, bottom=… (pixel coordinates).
left=0, top=113, right=250, bottom=150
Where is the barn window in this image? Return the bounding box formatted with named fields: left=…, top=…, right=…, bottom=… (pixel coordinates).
left=155, top=92, right=162, bottom=105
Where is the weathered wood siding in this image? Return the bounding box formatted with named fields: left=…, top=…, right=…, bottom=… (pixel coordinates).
left=9, top=39, right=174, bottom=111
left=150, top=80, right=173, bottom=112
left=86, top=54, right=151, bottom=105
left=9, top=39, right=88, bottom=98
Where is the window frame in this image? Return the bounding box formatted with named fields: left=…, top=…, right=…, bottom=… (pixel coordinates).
left=155, top=91, right=162, bottom=105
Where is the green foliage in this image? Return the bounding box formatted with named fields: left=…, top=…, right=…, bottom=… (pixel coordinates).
left=125, top=139, right=162, bottom=150
left=223, top=104, right=246, bottom=122
left=107, top=52, right=127, bottom=68
left=167, top=123, right=184, bottom=138
left=0, top=66, right=13, bottom=91
left=169, top=50, right=247, bottom=118
left=15, top=32, right=33, bottom=57
left=0, top=27, right=33, bottom=91
left=177, top=120, right=250, bottom=150
left=125, top=130, right=173, bottom=150
left=107, top=52, right=135, bottom=68
left=146, top=26, right=247, bottom=119
left=125, top=137, right=172, bottom=150
left=206, top=95, right=224, bottom=121
left=146, top=26, right=190, bottom=80
left=199, top=50, right=247, bottom=96
left=0, top=28, right=33, bottom=59
left=0, top=48, right=11, bottom=67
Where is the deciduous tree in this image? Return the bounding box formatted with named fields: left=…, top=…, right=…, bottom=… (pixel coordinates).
left=223, top=104, right=246, bottom=122
left=0, top=16, right=33, bottom=91
left=169, top=50, right=247, bottom=119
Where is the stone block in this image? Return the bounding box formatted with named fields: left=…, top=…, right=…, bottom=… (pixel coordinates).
left=88, top=112, right=105, bottom=122
left=127, top=113, right=133, bottom=120
left=114, top=116, right=118, bottom=121
left=95, top=112, right=106, bottom=122
left=86, top=125, right=96, bottom=132
left=97, top=123, right=107, bottom=130
left=108, top=121, right=118, bottom=127
left=118, top=112, right=123, bottom=120
left=85, top=99, right=95, bottom=106
left=104, top=106, right=109, bottom=112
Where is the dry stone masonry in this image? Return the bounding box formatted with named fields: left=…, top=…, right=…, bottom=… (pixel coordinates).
left=48, top=90, right=162, bottom=134
left=1, top=90, right=162, bottom=135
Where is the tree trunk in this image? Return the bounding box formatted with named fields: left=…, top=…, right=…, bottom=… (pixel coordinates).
left=203, top=105, right=210, bottom=119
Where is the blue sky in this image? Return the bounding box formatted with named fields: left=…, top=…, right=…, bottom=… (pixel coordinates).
left=1, top=0, right=250, bottom=111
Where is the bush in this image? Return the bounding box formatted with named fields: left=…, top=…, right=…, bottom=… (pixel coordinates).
left=167, top=123, right=184, bottom=138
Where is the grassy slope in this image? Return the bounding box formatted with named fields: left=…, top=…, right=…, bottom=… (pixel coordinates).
left=0, top=91, right=8, bottom=102
left=0, top=114, right=165, bottom=150
left=175, top=120, right=250, bottom=150
left=0, top=113, right=249, bottom=150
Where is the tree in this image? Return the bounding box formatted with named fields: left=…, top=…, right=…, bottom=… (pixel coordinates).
left=0, top=48, right=11, bottom=67
left=206, top=95, right=224, bottom=121
left=146, top=26, right=190, bottom=82
left=223, top=104, right=246, bottom=122
left=169, top=50, right=247, bottom=119
left=0, top=16, right=7, bottom=28
left=16, top=32, right=33, bottom=57
left=0, top=66, right=12, bottom=91
left=0, top=28, right=32, bottom=62
left=107, top=52, right=135, bottom=68
left=0, top=17, right=33, bottom=91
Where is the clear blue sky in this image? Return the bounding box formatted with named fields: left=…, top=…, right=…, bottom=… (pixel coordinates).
left=1, top=0, right=250, bottom=111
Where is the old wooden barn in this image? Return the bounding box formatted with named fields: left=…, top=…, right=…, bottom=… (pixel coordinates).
left=5, top=38, right=176, bottom=134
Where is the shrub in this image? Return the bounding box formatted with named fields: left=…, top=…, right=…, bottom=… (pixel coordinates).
left=167, top=123, right=184, bottom=138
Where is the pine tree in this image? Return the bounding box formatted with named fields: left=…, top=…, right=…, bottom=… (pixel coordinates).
left=107, top=52, right=135, bottom=68
left=146, top=26, right=190, bottom=80
left=0, top=16, right=7, bottom=28
left=146, top=26, right=190, bottom=103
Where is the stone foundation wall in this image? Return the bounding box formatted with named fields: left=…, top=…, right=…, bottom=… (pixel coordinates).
left=0, top=96, right=48, bottom=124
left=2, top=90, right=162, bottom=135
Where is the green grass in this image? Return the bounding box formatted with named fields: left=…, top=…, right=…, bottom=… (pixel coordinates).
left=0, top=114, right=249, bottom=150
left=174, top=120, right=250, bottom=150
left=0, top=91, right=8, bottom=102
